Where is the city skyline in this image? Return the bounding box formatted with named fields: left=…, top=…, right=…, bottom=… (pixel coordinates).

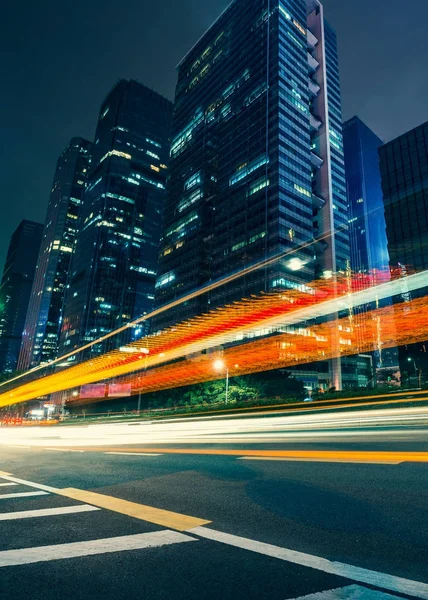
left=1, top=0, right=428, bottom=271
left=0, top=3, right=426, bottom=596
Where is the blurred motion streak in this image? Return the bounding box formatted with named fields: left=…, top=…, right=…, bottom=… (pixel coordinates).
left=1, top=269, right=428, bottom=408
left=89, top=296, right=428, bottom=403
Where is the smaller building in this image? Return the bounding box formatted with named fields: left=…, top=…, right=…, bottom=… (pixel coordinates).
left=59, top=80, right=173, bottom=361
left=343, top=116, right=389, bottom=273
left=18, top=138, right=92, bottom=370
left=380, top=120, right=428, bottom=386
left=343, top=116, right=399, bottom=373
left=0, top=220, right=43, bottom=375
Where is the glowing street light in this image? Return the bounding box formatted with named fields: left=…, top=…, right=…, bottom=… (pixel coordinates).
left=214, top=359, right=229, bottom=405
left=407, top=357, right=421, bottom=387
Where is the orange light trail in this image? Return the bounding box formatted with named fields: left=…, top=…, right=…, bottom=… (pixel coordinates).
left=0, top=269, right=427, bottom=408
left=85, top=295, right=426, bottom=403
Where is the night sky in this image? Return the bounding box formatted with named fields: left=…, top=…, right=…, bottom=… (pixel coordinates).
left=1, top=0, right=427, bottom=271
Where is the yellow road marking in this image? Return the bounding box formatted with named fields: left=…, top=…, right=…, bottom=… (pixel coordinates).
left=56, top=488, right=211, bottom=532
left=237, top=457, right=403, bottom=464
left=0, top=471, right=12, bottom=477
left=68, top=448, right=428, bottom=463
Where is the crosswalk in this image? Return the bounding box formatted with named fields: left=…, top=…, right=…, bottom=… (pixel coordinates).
left=0, top=473, right=427, bottom=600
left=0, top=531, right=196, bottom=567
left=0, top=473, right=194, bottom=569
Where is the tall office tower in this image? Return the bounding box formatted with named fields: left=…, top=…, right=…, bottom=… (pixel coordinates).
left=380, top=121, right=428, bottom=386
left=156, top=0, right=349, bottom=388
left=59, top=80, right=173, bottom=361
left=18, top=138, right=92, bottom=371
left=343, top=117, right=398, bottom=375
left=0, top=221, right=43, bottom=375
left=343, top=117, right=388, bottom=273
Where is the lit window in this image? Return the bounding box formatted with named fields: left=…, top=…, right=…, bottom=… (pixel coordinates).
left=294, top=184, right=311, bottom=198
left=293, top=19, right=306, bottom=35
left=146, top=138, right=161, bottom=148
left=230, top=155, right=269, bottom=186
left=155, top=271, right=176, bottom=288
left=184, top=171, right=202, bottom=191
left=248, top=178, right=269, bottom=195
left=279, top=4, right=291, bottom=20
left=99, top=150, right=131, bottom=164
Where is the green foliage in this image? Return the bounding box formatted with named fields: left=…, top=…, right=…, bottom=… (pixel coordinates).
left=144, top=369, right=305, bottom=411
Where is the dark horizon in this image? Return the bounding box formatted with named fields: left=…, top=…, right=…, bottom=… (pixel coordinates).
left=1, top=0, right=427, bottom=272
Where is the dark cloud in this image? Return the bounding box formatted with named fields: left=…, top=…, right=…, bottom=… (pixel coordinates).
left=0, top=0, right=426, bottom=269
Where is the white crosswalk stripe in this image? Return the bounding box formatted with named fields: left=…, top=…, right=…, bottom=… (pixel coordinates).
left=190, top=527, right=428, bottom=600
left=0, top=474, right=424, bottom=599
left=0, top=491, right=49, bottom=500
left=0, top=530, right=196, bottom=567
left=0, top=504, right=100, bottom=521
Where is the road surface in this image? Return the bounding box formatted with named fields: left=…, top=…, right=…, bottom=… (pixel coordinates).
left=0, top=414, right=427, bottom=599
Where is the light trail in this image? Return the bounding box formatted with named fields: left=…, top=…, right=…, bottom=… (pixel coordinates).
left=0, top=406, right=427, bottom=448
left=0, top=233, right=343, bottom=390
left=0, top=269, right=427, bottom=408
left=92, top=295, right=428, bottom=400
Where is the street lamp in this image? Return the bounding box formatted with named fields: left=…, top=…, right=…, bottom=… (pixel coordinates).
left=214, top=359, right=229, bottom=405
left=407, top=357, right=420, bottom=387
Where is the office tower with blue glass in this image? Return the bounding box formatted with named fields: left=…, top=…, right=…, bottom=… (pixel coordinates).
left=343, top=117, right=389, bottom=273
left=156, top=0, right=349, bottom=388
left=59, top=80, right=173, bottom=361
left=18, top=138, right=92, bottom=371
left=343, top=116, right=398, bottom=375
left=380, top=121, right=428, bottom=386
left=0, top=220, right=43, bottom=374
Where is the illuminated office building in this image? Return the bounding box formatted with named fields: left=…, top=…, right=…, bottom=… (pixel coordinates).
left=18, top=138, right=92, bottom=370
left=59, top=80, right=173, bottom=361
left=343, top=117, right=398, bottom=374
left=156, top=0, right=349, bottom=388
left=380, top=121, right=428, bottom=386
left=343, top=116, right=388, bottom=273
left=0, top=220, right=43, bottom=374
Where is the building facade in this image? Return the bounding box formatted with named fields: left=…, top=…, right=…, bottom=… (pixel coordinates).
left=343, top=116, right=398, bottom=373
left=59, top=80, right=173, bottom=362
left=380, top=121, right=428, bottom=386
left=343, top=116, right=388, bottom=273
left=155, top=0, right=349, bottom=388
left=0, top=220, right=43, bottom=375
left=18, top=138, right=92, bottom=371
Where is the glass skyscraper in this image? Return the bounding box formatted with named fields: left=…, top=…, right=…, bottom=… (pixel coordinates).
left=380, top=121, right=428, bottom=272
left=156, top=0, right=349, bottom=388
left=343, top=117, right=398, bottom=373
left=380, top=121, right=428, bottom=386
left=343, top=116, right=388, bottom=273
left=59, top=80, right=173, bottom=362
left=0, top=220, right=43, bottom=374
left=18, top=138, right=92, bottom=371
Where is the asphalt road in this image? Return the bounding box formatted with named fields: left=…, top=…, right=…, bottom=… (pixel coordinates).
left=0, top=421, right=427, bottom=600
